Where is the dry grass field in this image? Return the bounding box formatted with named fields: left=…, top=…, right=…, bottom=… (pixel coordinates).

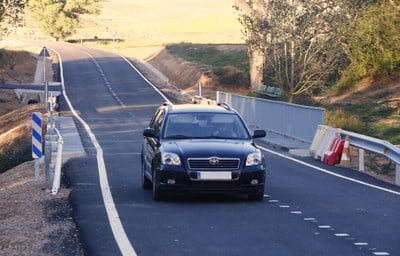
left=78, top=0, right=243, bottom=45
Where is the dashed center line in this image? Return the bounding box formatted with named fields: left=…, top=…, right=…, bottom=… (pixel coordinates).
left=267, top=197, right=390, bottom=255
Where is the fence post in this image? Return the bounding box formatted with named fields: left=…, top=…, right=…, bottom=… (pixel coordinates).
left=396, top=163, right=400, bottom=186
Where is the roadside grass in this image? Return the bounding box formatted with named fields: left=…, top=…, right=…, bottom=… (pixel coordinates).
left=165, top=43, right=250, bottom=89
left=0, top=126, right=32, bottom=173
left=325, top=104, right=400, bottom=144
left=165, top=43, right=248, bottom=72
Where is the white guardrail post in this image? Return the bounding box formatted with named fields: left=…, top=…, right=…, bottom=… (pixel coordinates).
left=51, top=128, right=64, bottom=195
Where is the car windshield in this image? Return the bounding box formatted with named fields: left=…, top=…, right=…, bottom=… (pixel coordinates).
left=163, top=112, right=250, bottom=140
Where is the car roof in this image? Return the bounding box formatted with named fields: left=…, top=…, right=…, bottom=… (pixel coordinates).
left=165, top=103, right=235, bottom=114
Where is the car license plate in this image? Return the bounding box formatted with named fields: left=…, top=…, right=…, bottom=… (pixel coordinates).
left=197, top=171, right=232, bottom=180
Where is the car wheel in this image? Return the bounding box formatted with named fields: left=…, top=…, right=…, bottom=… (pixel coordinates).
left=141, top=160, right=152, bottom=190
left=152, top=172, right=164, bottom=201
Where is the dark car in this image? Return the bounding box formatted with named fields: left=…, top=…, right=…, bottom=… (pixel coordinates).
left=141, top=102, right=267, bottom=201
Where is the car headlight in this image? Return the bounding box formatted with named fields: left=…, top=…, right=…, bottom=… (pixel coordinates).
left=246, top=150, right=262, bottom=166
left=161, top=152, right=181, bottom=166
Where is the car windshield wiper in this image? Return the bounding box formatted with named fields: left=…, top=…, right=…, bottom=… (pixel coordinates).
left=165, top=135, right=191, bottom=139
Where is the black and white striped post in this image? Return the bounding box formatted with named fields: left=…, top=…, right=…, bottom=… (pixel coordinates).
left=32, top=112, right=42, bottom=182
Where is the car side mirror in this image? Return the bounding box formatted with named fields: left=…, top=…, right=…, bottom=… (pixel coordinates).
left=143, top=128, right=157, bottom=138
left=253, top=129, right=266, bottom=139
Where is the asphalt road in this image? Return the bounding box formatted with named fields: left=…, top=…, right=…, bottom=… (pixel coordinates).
left=48, top=42, right=400, bottom=256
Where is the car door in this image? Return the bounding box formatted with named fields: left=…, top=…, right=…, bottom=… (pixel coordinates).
left=143, top=108, right=166, bottom=179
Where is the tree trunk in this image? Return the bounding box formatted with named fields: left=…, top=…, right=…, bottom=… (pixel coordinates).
left=248, top=48, right=266, bottom=92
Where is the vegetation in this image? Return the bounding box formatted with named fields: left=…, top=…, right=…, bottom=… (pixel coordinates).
left=26, top=0, right=100, bottom=41
left=234, top=0, right=400, bottom=101
left=234, top=0, right=350, bottom=101
left=0, top=126, right=31, bottom=173
left=334, top=2, right=400, bottom=94
left=166, top=43, right=249, bottom=87
left=166, top=43, right=248, bottom=72
left=324, top=108, right=366, bottom=134
left=0, top=0, right=26, bottom=34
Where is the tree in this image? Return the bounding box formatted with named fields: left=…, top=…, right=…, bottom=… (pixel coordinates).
left=0, top=0, right=26, bottom=33
left=266, top=1, right=346, bottom=102
left=337, top=1, right=400, bottom=89
left=234, top=0, right=270, bottom=92
left=235, top=0, right=347, bottom=102
left=27, top=0, right=99, bottom=41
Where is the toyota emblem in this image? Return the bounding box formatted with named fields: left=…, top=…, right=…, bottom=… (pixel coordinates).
left=209, top=157, right=219, bottom=165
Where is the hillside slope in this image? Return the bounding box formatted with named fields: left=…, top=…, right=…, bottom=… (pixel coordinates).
left=0, top=48, right=83, bottom=255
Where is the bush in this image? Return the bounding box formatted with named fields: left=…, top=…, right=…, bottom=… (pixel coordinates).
left=0, top=129, right=32, bottom=173
left=337, top=3, right=400, bottom=91
left=324, top=108, right=366, bottom=133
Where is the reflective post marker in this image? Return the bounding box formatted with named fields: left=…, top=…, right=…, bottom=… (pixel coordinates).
left=32, top=112, right=42, bottom=182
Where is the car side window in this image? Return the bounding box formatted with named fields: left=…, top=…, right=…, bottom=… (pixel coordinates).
left=150, top=109, right=165, bottom=136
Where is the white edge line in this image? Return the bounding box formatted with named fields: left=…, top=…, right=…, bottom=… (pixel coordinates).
left=259, top=146, right=400, bottom=196
left=49, top=47, right=137, bottom=256
left=117, top=53, right=171, bottom=104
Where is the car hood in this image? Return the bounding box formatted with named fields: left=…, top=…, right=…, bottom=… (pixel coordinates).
left=161, top=139, right=257, bottom=159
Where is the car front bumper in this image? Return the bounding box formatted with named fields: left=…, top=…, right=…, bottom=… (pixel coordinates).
left=154, top=166, right=266, bottom=195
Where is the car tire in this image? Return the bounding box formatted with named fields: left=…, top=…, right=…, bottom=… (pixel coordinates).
left=141, top=161, right=152, bottom=190
left=152, top=172, right=164, bottom=201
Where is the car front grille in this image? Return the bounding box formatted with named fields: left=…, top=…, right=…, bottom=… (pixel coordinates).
left=187, top=158, right=240, bottom=170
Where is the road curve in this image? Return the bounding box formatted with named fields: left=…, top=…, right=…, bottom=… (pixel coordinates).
left=48, top=42, right=400, bottom=256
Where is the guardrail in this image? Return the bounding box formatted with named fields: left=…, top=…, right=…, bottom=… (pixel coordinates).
left=311, top=125, right=400, bottom=185
left=52, top=128, right=64, bottom=194
left=44, top=94, right=64, bottom=195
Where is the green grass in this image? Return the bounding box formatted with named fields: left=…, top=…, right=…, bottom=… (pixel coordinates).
left=0, top=132, right=32, bottom=173
left=166, top=43, right=248, bottom=72
left=326, top=104, right=400, bottom=144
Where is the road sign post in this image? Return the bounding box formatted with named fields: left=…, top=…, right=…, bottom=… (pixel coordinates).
left=32, top=112, right=42, bottom=182
left=39, top=47, right=50, bottom=108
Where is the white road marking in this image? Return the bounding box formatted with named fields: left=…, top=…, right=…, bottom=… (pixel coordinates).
left=304, top=218, right=316, bottom=221
left=354, top=242, right=369, bottom=246
left=118, top=54, right=171, bottom=103
left=259, top=146, right=400, bottom=196
left=334, top=233, right=350, bottom=237
left=51, top=48, right=137, bottom=256
left=318, top=225, right=332, bottom=229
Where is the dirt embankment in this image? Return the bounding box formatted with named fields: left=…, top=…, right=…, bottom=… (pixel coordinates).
left=330, top=72, right=400, bottom=106
left=0, top=49, right=83, bottom=255
left=146, top=47, right=249, bottom=99
left=0, top=49, right=37, bottom=84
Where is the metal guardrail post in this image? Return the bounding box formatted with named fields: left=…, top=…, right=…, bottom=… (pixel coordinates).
left=45, top=134, right=52, bottom=186
left=358, top=149, right=365, bottom=172
left=396, top=164, right=400, bottom=185
left=51, top=128, right=64, bottom=195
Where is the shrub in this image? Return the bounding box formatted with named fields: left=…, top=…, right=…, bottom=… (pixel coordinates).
left=324, top=108, right=366, bottom=133
left=337, top=3, right=400, bottom=92
left=0, top=128, right=32, bottom=173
